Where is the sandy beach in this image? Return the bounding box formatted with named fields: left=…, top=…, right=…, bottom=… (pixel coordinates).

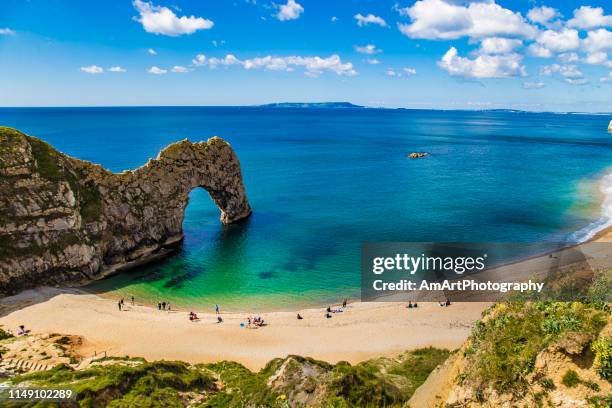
left=1, top=228, right=610, bottom=371
left=0, top=288, right=485, bottom=370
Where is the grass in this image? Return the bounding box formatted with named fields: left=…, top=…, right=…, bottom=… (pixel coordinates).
left=561, top=370, right=581, bottom=388
left=0, top=327, right=13, bottom=340
left=25, top=134, right=103, bottom=223
left=9, top=361, right=215, bottom=408
left=592, top=337, right=612, bottom=382
left=6, top=348, right=450, bottom=407
left=463, top=301, right=608, bottom=394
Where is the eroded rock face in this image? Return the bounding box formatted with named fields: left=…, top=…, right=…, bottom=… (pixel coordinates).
left=0, top=127, right=251, bottom=295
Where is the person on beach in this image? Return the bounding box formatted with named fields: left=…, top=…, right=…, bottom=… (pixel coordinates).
left=325, top=313, right=332, bottom=319
left=215, top=304, right=220, bottom=314
left=408, top=301, right=413, bottom=309
left=158, top=302, right=162, bottom=311
left=326, top=306, right=331, bottom=313
left=297, top=313, right=303, bottom=320
left=118, top=301, right=122, bottom=311
left=217, top=316, right=223, bottom=323
left=342, top=299, right=347, bottom=308
left=131, top=296, right=134, bottom=305
left=162, top=301, right=166, bottom=310
left=167, top=303, right=171, bottom=311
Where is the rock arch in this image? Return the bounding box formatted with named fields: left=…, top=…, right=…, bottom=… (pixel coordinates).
left=0, top=127, right=251, bottom=294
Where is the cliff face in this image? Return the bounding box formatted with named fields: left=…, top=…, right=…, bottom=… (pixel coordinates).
left=0, top=126, right=251, bottom=295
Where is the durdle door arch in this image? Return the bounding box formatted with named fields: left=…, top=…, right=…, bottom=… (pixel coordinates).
left=0, top=127, right=251, bottom=295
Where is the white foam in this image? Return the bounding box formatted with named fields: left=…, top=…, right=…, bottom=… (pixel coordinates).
left=571, top=171, right=612, bottom=243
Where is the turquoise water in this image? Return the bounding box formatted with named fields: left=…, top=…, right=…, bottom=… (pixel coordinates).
left=1, top=107, right=611, bottom=310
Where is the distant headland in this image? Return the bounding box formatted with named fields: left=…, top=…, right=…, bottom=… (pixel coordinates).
left=256, top=102, right=365, bottom=109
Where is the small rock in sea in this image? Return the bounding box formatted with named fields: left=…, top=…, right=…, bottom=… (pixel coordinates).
left=407, top=152, right=428, bottom=159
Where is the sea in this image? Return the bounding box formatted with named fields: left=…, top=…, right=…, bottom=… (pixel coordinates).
left=1, top=107, right=611, bottom=311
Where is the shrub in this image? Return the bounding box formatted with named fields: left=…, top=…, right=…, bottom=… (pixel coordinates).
left=592, top=337, right=612, bottom=382
left=538, top=377, right=554, bottom=390
left=0, top=328, right=13, bottom=340
left=561, top=370, right=580, bottom=388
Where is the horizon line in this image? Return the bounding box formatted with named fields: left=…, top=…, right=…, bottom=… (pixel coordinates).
left=0, top=104, right=610, bottom=115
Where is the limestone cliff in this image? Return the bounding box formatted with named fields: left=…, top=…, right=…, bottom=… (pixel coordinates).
left=0, top=126, right=251, bottom=295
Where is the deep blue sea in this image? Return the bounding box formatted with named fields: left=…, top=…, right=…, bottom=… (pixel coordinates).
left=1, top=107, right=611, bottom=310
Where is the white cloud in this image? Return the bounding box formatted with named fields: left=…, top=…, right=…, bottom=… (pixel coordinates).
left=207, top=54, right=242, bottom=68
left=585, top=51, right=608, bottom=65
left=522, top=81, right=545, bottom=89
left=438, top=47, right=526, bottom=78
left=568, top=6, right=612, bottom=30
left=557, top=52, right=579, bottom=63
left=540, top=64, right=584, bottom=79
left=276, top=0, right=304, bottom=21
left=397, top=0, right=537, bottom=40
left=582, top=29, right=612, bottom=53
left=192, top=53, right=356, bottom=77
left=331, top=16, right=338, bottom=23
left=527, top=6, right=560, bottom=27
left=479, top=38, right=522, bottom=55
left=108, top=66, right=127, bottom=72
left=354, top=13, right=387, bottom=27
left=601, top=71, right=612, bottom=83
left=148, top=66, right=167, bottom=74
left=171, top=65, right=188, bottom=73
left=147, top=48, right=157, bottom=55
left=133, top=0, right=213, bottom=36
left=0, top=28, right=15, bottom=35
left=192, top=53, right=207, bottom=66
left=565, top=78, right=588, bottom=86
left=80, top=65, right=104, bottom=74
left=386, top=67, right=417, bottom=77
left=535, top=29, right=581, bottom=53
left=528, top=44, right=553, bottom=58
left=539, top=64, right=587, bottom=85
left=367, top=58, right=381, bottom=65
left=354, top=44, right=382, bottom=55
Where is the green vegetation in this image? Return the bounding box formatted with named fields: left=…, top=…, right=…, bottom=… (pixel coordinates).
left=588, top=394, right=612, bottom=408
left=9, top=361, right=215, bottom=408
left=24, top=134, right=104, bottom=223
left=538, top=377, right=555, bottom=390
left=463, top=301, right=608, bottom=394
left=7, top=348, right=449, bottom=407
left=324, top=347, right=449, bottom=407
left=561, top=369, right=581, bottom=388
left=27, top=137, right=62, bottom=181
left=592, top=337, right=612, bottom=382
left=0, top=327, right=13, bottom=340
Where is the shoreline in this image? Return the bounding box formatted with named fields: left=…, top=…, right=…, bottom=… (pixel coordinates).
left=0, top=288, right=486, bottom=370
left=1, top=226, right=610, bottom=370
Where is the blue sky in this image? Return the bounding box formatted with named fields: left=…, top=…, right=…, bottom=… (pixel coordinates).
left=1, top=0, right=611, bottom=111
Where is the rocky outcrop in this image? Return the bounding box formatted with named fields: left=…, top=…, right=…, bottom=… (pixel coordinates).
left=407, top=152, right=428, bottom=159
left=0, top=126, right=251, bottom=295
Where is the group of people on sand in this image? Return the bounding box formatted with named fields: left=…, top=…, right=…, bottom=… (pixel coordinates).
left=157, top=301, right=171, bottom=311
left=188, top=305, right=223, bottom=323
left=244, top=316, right=264, bottom=328
left=117, top=296, right=136, bottom=311
left=407, top=301, right=418, bottom=309
left=323, top=298, right=348, bottom=319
